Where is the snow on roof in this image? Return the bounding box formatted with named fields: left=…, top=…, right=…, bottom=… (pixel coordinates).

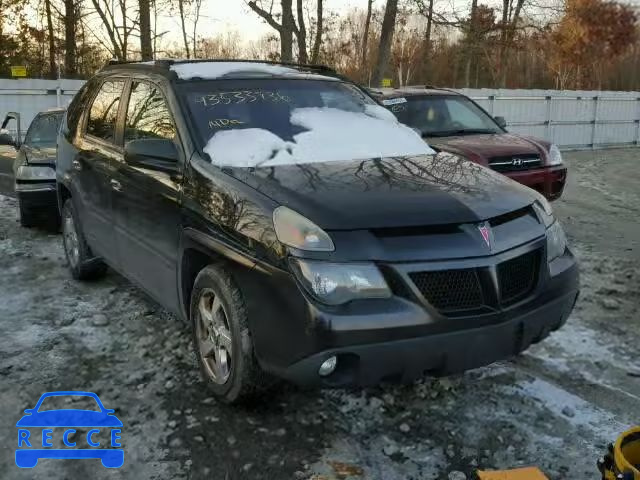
left=203, top=106, right=435, bottom=168
left=170, top=61, right=304, bottom=80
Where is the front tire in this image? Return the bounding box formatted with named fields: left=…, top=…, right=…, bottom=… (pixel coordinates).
left=61, top=199, right=107, bottom=280
left=190, top=264, right=267, bottom=403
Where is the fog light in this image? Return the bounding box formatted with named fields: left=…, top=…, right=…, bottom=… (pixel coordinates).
left=318, top=356, right=337, bottom=377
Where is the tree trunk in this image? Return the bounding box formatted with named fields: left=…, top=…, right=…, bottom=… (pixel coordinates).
left=64, top=0, right=76, bottom=77
left=464, top=0, right=477, bottom=87
left=372, top=0, right=399, bottom=87
left=91, top=0, right=124, bottom=60
left=120, top=0, right=129, bottom=61
left=425, top=0, right=434, bottom=47
left=178, top=0, right=190, bottom=58
left=192, top=0, right=202, bottom=58
left=295, top=0, right=308, bottom=63
left=361, top=0, right=373, bottom=69
left=44, top=0, right=56, bottom=78
left=310, top=0, right=323, bottom=63
left=139, top=0, right=153, bottom=60
left=280, top=0, right=294, bottom=62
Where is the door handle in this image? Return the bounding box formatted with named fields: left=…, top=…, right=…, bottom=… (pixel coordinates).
left=72, top=159, right=82, bottom=171
left=110, top=179, right=122, bottom=192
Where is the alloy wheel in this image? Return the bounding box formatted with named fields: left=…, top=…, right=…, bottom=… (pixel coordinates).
left=196, top=288, right=233, bottom=384
left=62, top=208, right=80, bottom=268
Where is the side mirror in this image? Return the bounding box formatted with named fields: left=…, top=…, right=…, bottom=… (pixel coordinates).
left=0, top=132, right=16, bottom=148
left=124, top=138, right=179, bottom=173
left=494, top=116, right=507, bottom=128
left=23, top=409, right=34, bottom=414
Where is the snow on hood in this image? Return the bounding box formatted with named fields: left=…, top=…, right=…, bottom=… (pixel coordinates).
left=203, top=107, right=435, bottom=168
left=171, top=62, right=301, bottom=80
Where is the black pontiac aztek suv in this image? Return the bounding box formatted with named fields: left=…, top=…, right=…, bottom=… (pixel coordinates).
left=57, top=60, right=579, bottom=403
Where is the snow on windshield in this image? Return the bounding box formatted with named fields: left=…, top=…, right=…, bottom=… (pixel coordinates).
left=171, top=62, right=301, bottom=80
left=203, top=107, right=435, bottom=168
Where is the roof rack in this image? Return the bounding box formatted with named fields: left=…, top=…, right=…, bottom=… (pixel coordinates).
left=103, top=58, right=342, bottom=79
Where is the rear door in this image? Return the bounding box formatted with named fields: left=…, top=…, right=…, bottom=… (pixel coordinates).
left=111, top=78, right=184, bottom=312
left=73, top=78, right=127, bottom=264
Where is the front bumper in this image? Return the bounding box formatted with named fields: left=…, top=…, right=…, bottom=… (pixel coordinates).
left=252, top=242, right=579, bottom=387
left=505, top=166, right=567, bottom=201
left=280, top=288, right=577, bottom=387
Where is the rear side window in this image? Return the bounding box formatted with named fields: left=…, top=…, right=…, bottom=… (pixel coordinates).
left=86, top=80, right=125, bottom=143
left=66, top=79, right=97, bottom=138
left=124, top=81, right=176, bottom=143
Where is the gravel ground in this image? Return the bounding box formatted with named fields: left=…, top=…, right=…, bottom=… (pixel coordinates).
left=0, top=148, right=638, bottom=480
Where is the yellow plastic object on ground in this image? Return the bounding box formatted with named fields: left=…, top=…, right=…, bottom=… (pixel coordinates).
left=599, top=426, right=640, bottom=480
left=477, top=467, right=549, bottom=480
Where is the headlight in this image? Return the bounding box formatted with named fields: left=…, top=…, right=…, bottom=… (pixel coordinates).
left=548, top=144, right=563, bottom=166
left=532, top=198, right=554, bottom=227
left=16, top=165, right=56, bottom=181
left=273, top=206, right=334, bottom=251
left=546, top=220, right=567, bottom=261
left=290, top=259, right=391, bottom=305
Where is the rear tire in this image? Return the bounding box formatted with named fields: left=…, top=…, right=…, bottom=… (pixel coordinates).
left=190, top=264, right=267, bottom=404
left=61, top=199, right=107, bottom=280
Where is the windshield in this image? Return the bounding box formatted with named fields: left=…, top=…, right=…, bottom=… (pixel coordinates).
left=180, top=79, right=433, bottom=167
left=384, top=95, right=501, bottom=137
left=24, top=113, right=63, bottom=147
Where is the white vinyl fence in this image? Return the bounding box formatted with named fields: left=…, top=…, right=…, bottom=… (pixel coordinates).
left=1, top=79, right=639, bottom=150
left=0, top=79, right=85, bottom=139
left=458, top=88, right=640, bottom=150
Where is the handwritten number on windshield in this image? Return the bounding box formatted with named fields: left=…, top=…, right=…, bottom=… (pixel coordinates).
left=194, top=90, right=291, bottom=107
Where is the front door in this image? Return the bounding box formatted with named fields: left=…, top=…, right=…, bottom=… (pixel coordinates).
left=111, top=79, right=184, bottom=313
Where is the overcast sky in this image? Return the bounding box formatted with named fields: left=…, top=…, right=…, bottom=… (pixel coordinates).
left=159, top=0, right=378, bottom=43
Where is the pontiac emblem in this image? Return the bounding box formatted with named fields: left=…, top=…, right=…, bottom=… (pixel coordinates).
left=478, top=223, right=491, bottom=249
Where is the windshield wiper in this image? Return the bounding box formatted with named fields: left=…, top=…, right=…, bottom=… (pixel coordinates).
left=424, top=129, right=497, bottom=137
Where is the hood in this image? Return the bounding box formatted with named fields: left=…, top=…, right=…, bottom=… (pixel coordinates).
left=229, top=152, right=539, bottom=230
left=23, top=144, right=57, bottom=165
left=428, top=133, right=550, bottom=165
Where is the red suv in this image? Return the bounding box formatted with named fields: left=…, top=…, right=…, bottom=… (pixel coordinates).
left=371, top=87, right=567, bottom=201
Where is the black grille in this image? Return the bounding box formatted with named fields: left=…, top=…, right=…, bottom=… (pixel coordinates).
left=498, top=250, right=540, bottom=303
left=409, top=269, right=483, bottom=312
left=489, top=154, right=542, bottom=172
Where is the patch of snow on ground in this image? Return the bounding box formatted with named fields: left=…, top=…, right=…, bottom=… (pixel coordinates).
left=502, top=377, right=624, bottom=440
left=203, top=107, right=435, bottom=167
left=170, top=61, right=300, bottom=79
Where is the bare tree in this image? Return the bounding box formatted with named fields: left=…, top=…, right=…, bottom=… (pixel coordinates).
left=372, top=0, right=399, bottom=87
left=498, top=0, right=526, bottom=86
left=139, top=0, right=153, bottom=60
left=295, top=0, right=308, bottom=62
left=361, top=0, right=373, bottom=68
left=247, top=0, right=296, bottom=62
left=310, top=0, right=323, bottom=63
left=178, top=0, right=190, bottom=58
left=64, top=0, right=77, bottom=76
left=44, top=0, right=56, bottom=78
left=89, top=0, right=137, bottom=60
left=191, top=0, right=202, bottom=57
left=464, top=0, right=478, bottom=87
